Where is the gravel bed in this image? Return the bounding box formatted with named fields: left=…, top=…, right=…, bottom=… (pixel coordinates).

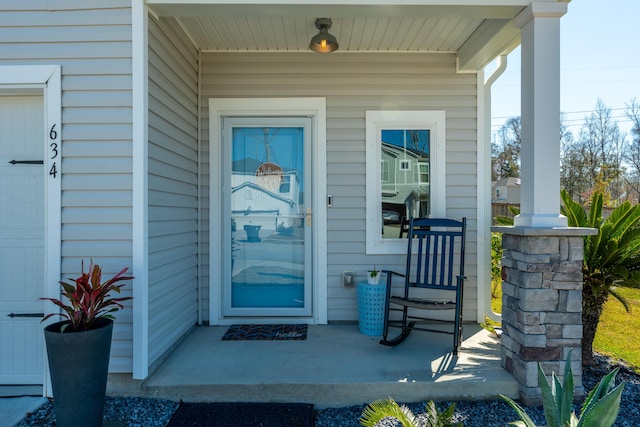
left=16, top=354, right=639, bottom=427
left=15, top=397, right=178, bottom=427
left=316, top=354, right=640, bottom=427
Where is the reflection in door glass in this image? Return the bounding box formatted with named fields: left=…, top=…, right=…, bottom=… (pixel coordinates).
left=381, top=129, right=430, bottom=239
left=230, top=127, right=305, bottom=308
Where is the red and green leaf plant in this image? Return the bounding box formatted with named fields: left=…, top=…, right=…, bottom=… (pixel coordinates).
left=42, top=261, right=133, bottom=332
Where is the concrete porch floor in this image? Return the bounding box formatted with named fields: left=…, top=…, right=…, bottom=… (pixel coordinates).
left=110, top=323, right=518, bottom=409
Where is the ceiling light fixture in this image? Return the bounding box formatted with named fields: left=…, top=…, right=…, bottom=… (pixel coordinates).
left=309, top=18, right=338, bottom=53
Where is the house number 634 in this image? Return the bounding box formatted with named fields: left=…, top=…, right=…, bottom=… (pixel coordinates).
left=49, top=124, right=59, bottom=178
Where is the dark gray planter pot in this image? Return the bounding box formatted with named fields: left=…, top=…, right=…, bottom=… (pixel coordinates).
left=44, top=318, right=113, bottom=427
left=244, top=224, right=262, bottom=242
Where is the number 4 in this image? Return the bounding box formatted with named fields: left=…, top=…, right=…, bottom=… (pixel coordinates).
left=49, top=162, right=57, bottom=178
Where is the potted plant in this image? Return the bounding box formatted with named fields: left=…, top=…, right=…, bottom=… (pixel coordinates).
left=367, top=265, right=381, bottom=285
left=41, top=260, right=133, bottom=427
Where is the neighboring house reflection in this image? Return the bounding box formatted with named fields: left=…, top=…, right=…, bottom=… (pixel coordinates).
left=381, top=140, right=430, bottom=232
left=231, top=162, right=301, bottom=231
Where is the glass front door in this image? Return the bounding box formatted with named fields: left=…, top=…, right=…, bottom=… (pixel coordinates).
left=222, top=117, right=312, bottom=317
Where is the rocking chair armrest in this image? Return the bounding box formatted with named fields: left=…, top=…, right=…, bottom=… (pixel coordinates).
left=381, top=270, right=405, bottom=289
left=380, top=270, right=404, bottom=300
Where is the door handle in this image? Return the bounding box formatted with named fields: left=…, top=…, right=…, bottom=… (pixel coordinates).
left=7, top=312, right=44, bottom=318
left=306, top=208, right=312, bottom=226
left=9, top=160, right=44, bottom=165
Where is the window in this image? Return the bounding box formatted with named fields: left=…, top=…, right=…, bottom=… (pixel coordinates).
left=279, top=175, right=291, bottom=193
left=418, top=162, right=429, bottom=184
left=381, top=160, right=389, bottom=183
left=366, top=110, right=446, bottom=254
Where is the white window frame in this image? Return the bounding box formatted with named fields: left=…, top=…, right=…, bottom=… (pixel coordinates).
left=365, top=110, right=446, bottom=254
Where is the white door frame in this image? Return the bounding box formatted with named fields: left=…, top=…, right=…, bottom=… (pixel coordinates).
left=209, top=98, right=327, bottom=325
left=0, top=65, right=62, bottom=396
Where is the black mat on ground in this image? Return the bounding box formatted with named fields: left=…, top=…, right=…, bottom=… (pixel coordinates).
left=166, top=402, right=314, bottom=427
left=221, top=324, right=307, bottom=340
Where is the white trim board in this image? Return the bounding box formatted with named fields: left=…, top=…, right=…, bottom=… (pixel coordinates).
left=132, top=0, right=150, bottom=380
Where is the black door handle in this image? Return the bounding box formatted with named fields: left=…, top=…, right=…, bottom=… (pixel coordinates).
left=7, top=313, right=44, bottom=318
left=8, top=160, right=43, bottom=165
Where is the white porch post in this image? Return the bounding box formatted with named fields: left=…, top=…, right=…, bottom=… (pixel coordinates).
left=494, top=2, right=593, bottom=406
left=514, top=2, right=567, bottom=228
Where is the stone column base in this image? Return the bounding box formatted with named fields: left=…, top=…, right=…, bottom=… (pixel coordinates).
left=492, top=226, right=596, bottom=405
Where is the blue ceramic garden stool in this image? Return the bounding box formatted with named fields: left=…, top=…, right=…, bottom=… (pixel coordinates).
left=356, top=280, right=386, bottom=336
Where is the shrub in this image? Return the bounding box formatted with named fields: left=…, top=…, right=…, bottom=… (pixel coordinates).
left=501, top=350, right=624, bottom=427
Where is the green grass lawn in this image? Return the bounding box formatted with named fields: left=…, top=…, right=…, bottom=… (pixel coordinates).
left=593, top=287, right=640, bottom=371
left=490, top=281, right=640, bottom=372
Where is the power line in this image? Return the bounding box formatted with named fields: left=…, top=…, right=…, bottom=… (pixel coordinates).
left=492, top=116, right=633, bottom=123
left=491, top=117, right=636, bottom=129
left=495, top=65, right=640, bottom=75
left=493, top=108, right=636, bottom=121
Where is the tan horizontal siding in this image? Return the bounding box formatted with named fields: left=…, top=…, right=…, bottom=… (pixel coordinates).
left=201, top=51, right=478, bottom=323
left=0, top=3, right=137, bottom=373
left=0, top=25, right=131, bottom=42
left=0, top=8, right=131, bottom=26
left=62, top=174, right=132, bottom=191
left=147, top=16, right=199, bottom=368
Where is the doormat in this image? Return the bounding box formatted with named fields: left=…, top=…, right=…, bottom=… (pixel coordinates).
left=166, top=402, right=315, bottom=427
left=221, top=324, right=307, bottom=341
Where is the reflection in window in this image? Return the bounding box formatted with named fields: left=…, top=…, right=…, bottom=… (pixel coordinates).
left=366, top=110, right=445, bottom=254
left=381, top=129, right=430, bottom=239
left=418, top=162, right=429, bottom=184
left=279, top=175, right=291, bottom=193
left=381, top=160, right=389, bottom=183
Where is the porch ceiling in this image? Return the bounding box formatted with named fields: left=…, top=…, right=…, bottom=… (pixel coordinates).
left=146, top=1, right=533, bottom=71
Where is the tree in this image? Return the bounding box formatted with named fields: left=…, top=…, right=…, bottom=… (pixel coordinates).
left=562, top=99, right=626, bottom=204
left=561, top=189, right=640, bottom=365
left=560, top=142, right=591, bottom=202
left=559, top=113, right=591, bottom=201
left=493, top=114, right=573, bottom=183
left=491, top=116, right=521, bottom=181
left=624, top=99, right=640, bottom=202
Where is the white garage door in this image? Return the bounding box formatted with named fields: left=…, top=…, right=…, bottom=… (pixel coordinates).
left=0, top=95, right=45, bottom=390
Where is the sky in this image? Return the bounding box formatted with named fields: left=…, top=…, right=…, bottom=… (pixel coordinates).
left=490, top=0, right=640, bottom=139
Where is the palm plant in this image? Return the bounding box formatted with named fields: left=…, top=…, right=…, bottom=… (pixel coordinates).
left=560, top=189, right=640, bottom=364
left=360, top=399, right=462, bottom=427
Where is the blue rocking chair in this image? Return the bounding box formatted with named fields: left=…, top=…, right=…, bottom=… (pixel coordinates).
left=380, top=217, right=467, bottom=355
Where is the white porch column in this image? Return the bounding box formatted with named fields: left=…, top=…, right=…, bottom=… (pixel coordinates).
left=514, top=2, right=568, bottom=227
